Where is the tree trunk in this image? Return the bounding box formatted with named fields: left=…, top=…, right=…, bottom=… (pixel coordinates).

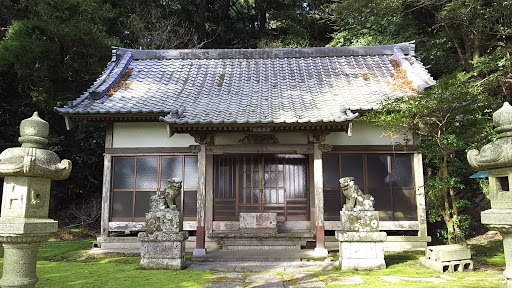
left=256, top=0, right=267, bottom=34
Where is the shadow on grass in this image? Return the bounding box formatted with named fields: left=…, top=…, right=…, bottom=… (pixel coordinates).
left=470, top=240, right=505, bottom=266
left=385, top=251, right=423, bottom=267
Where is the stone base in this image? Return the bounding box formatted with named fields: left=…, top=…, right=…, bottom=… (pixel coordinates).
left=419, top=257, right=473, bottom=273
left=336, top=231, right=387, bottom=270
left=140, top=257, right=186, bottom=270
left=193, top=248, right=207, bottom=256
left=340, top=258, right=386, bottom=270
left=314, top=248, right=329, bottom=257
left=139, top=231, right=188, bottom=270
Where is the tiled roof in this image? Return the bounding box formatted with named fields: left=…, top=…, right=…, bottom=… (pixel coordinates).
left=55, top=42, right=435, bottom=126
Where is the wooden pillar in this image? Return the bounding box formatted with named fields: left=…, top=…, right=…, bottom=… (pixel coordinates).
left=192, top=134, right=211, bottom=256
left=101, top=154, right=112, bottom=239
left=414, top=153, right=428, bottom=240
left=308, top=131, right=330, bottom=257
left=100, top=123, right=113, bottom=240
left=205, top=154, right=214, bottom=235
left=313, top=143, right=328, bottom=256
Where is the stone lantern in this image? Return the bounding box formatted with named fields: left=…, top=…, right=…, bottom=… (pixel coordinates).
left=0, top=112, right=72, bottom=288
left=468, top=102, right=512, bottom=287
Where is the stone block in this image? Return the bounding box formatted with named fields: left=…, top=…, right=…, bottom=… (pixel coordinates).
left=141, top=241, right=185, bottom=259
left=451, top=260, right=474, bottom=272
left=335, top=231, right=387, bottom=242
left=340, top=211, right=379, bottom=232
left=239, top=213, right=277, bottom=230
left=339, top=241, right=385, bottom=260
left=426, top=245, right=471, bottom=262
left=145, top=210, right=182, bottom=233
left=0, top=218, right=57, bottom=236
left=1, top=177, right=52, bottom=218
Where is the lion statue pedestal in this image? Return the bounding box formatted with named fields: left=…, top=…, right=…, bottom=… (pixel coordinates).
left=138, top=178, right=188, bottom=270
left=335, top=177, right=387, bottom=270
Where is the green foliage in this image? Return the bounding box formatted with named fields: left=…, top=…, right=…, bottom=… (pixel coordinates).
left=0, top=0, right=116, bottom=227
left=363, top=72, right=497, bottom=243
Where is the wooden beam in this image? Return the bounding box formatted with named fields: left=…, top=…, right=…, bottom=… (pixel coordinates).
left=330, top=145, right=415, bottom=152
left=105, top=147, right=192, bottom=154
left=207, top=144, right=314, bottom=154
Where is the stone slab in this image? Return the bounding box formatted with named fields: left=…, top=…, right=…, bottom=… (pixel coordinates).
left=210, top=272, right=244, bottom=279
left=426, top=245, right=471, bottom=261
left=283, top=272, right=314, bottom=281
left=326, top=276, right=364, bottom=285
left=203, top=281, right=244, bottom=288
left=481, top=209, right=512, bottom=225
left=187, top=262, right=336, bottom=273
left=246, top=273, right=282, bottom=282
left=285, top=281, right=326, bottom=287
left=380, top=276, right=447, bottom=283
left=247, top=282, right=284, bottom=288
left=335, top=231, right=387, bottom=242
left=340, top=210, right=379, bottom=232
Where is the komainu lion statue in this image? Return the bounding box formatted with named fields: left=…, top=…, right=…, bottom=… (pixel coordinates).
left=340, top=177, right=375, bottom=211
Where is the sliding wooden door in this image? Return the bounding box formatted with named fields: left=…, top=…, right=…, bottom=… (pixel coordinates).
left=214, top=154, right=309, bottom=221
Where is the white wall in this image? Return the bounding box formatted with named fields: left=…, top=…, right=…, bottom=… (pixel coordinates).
left=112, top=122, right=195, bottom=147
left=214, top=132, right=308, bottom=145
left=324, top=121, right=411, bottom=146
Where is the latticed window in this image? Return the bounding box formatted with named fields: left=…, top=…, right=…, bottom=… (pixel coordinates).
left=111, top=156, right=198, bottom=222
left=214, top=154, right=309, bottom=221
left=323, top=153, right=416, bottom=221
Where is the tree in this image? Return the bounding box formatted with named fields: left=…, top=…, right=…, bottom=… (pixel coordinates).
left=363, top=72, right=496, bottom=244
left=0, top=0, right=118, bottom=228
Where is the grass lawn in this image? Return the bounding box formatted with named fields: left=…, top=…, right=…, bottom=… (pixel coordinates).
left=0, top=236, right=508, bottom=287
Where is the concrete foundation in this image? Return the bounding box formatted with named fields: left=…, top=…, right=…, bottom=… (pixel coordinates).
left=419, top=257, right=474, bottom=273
left=419, top=245, right=473, bottom=273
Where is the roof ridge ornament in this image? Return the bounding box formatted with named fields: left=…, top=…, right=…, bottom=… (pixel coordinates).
left=90, top=52, right=133, bottom=100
